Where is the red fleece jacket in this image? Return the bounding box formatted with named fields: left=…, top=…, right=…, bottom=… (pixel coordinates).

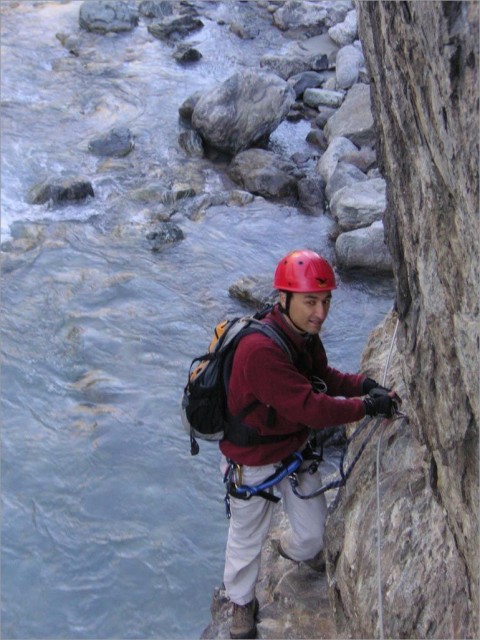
left=219, top=305, right=367, bottom=465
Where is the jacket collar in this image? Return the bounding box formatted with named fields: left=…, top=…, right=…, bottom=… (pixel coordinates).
left=269, top=303, right=315, bottom=351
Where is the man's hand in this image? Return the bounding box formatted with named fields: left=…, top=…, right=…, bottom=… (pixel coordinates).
left=363, top=388, right=400, bottom=418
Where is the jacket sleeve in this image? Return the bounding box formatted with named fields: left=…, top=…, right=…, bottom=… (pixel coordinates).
left=231, top=334, right=365, bottom=431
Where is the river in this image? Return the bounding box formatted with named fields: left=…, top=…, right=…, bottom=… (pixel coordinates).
left=0, top=2, right=394, bottom=638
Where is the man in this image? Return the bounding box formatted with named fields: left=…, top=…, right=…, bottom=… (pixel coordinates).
left=220, top=249, right=400, bottom=639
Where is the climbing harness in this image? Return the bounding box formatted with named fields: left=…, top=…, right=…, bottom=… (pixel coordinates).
left=224, top=452, right=305, bottom=518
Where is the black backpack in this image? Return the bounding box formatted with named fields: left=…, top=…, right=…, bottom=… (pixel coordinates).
left=181, top=307, right=294, bottom=455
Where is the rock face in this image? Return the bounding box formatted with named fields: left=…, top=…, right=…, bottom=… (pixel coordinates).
left=191, top=71, right=295, bottom=155
left=326, top=2, right=479, bottom=638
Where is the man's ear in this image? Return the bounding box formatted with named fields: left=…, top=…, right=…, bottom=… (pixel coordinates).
left=278, top=291, right=286, bottom=307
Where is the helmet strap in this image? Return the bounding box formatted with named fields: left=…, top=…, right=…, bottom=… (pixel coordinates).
left=278, top=292, right=309, bottom=335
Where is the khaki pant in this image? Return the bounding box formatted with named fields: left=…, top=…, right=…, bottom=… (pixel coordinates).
left=221, top=456, right=327, bottom=605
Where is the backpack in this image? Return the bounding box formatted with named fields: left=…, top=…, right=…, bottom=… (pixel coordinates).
left=181, top=307, right=294, bottom=455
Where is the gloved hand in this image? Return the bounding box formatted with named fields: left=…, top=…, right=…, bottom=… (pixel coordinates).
left=362, top=377, right=390, bottom=394
left=363, top=388, right=399, bottom=418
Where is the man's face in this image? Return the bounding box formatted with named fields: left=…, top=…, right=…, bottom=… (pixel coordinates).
left=280, top=291, right=332, bottom=334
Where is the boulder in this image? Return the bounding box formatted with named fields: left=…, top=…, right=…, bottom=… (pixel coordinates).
left=148, top=14, right=203, bottom=41
left=328, top=8, right=358, bottom=46
left=334, top=43, right=365, bottom=90
left=79, top=1, right=138, bottom=33
left=88, top=127, right=134, bottom=158
left=297, top=175, right=326, bottom=214
left=138, top=1, right=174, bottom=19
left=272, top=0, right=352, bottom=33
left=178, top=130, right=204, bottom=157
left=228, top=149, right=299, bottom=200
left=288, top=70, right=328, bottom=98
left=335, top=221, right=393, bottom=272
left=28, top=178, right=94, bottom=205
left=330, top=177, right=386, bottom=230
left=317, top=136, right=358, bottom=182
left=146, top=222, right=184, bottom=250
left=260, top=53, right=328, bottom=80
left=325, top=160, right=367, bottom=200
left=324, top=82, right=375, bottom=146
left=191, top=71, right=295, bottom=155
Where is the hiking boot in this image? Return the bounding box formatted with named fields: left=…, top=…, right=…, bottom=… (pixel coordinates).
left=274, top=539, right=326, bottom=573
left=230, top=598, right=259, bottom=639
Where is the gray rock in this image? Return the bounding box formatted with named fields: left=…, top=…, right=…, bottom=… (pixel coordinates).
left=328, top=8, right=358, bottom=46
left=228, top=149, right=298, bottom=200
left=88, top=127, right=134, bottom=157
left=341, top=146, right=377, bottom=172
left=304, top=87, right=345, bottom=108
left=272, top=0, right=352, bottom=33
left=297, top=175, right=326, bottom=215
left=138, top=1, right=174, bottom=19
left=79, top=1, right=139, bottom=33
left=317, top=136, right=358, bottom=182
left=229, top=19, right=259, bottom=39
left=229, top=275, right=277, bottom=307
left=191, top=71, right=295, bottom=155
left=305, top=128, right=328, bottom=149
left=288, top=71, right=325, bottom=98
left=146, top=222, right=184, bottom=250
left=260, top=51, right=329, bottom=81
left=340, top=77, right=374, bottom=131
left=325, top=160, right=367, bottom=200
left=178, top=91, right=202, bottom=122
left=315, top=106, right=338, bottom=127
left=330, top=177, right=386, bottom=230
left=178, top=129, right=204, bottom=157
left=334, top=220, right=392, bottom=272
left=296, top=32, right=340, bottom=66
left=28, top=178, right=94, bottom=205
left=173, top=43, right=202, bottom=63
left=147, top=14, right=203, bottom=41
left=335, top=43, right=365, bottom=89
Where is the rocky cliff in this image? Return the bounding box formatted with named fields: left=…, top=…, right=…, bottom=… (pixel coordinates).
left=325, top=2, right=479, bottom=638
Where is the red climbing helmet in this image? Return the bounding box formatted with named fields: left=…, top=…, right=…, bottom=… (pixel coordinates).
left=274, top=249, right=337, bottom=292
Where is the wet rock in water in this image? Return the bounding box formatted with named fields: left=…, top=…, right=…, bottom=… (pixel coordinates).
left=178, top=129, right=204, bottom=157
left=28, top=178, right=94, bottom=205
left=173, top=44, right=202, bottom=63
left=191, top=71, right=295, bottom=155
left=146, top=222, right=184, bottom=250
left=335, top=220, right=393, bottom=272
left=147, top=14, right=203, bottom=41
left=228, top=275, right=277, bottom=308
left=228, top=149, right=299, bottom=200
left=88, top=127, right=134, bottom=158
left=178, top=91, right=202, bottom=122
left=138, top=0, right=174, bottom=19
left=79, top=0, right=139, bottom=33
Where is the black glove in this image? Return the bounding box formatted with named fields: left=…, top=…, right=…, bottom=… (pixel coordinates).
left=362, top=377, right=391, bottom=395
left=363, top=388, right=397, bottom=418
